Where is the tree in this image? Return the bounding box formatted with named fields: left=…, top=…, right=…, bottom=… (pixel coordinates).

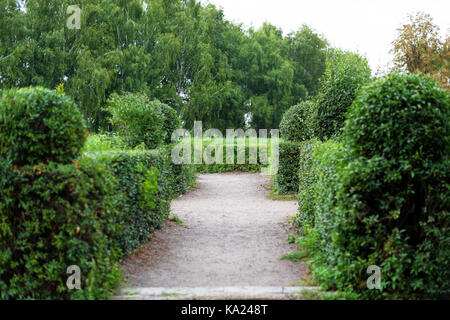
left=392, top=12, right=449, bottom=90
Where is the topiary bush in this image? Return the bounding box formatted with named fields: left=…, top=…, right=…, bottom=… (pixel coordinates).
left=0, top=87, right=87, bottom=166
left=105, top=93, right=165, bottom=150
left=279, top=100, right=315, bottom=142
left=0, top=158, right=122, bottom=299
left=275, top=141, right=302, bottom=194
left=299, top=73, right=450, bottom=299
left=159, top=103, right=181, bottom=144
left=315, top=49, right=371, bottom=140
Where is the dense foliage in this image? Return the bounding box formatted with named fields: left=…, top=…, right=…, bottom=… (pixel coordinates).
left=84, top=146, right=195, bottom=255
left=0, top=158, right=123, bottom=299
left=0, top=89, right=122, bottom=299
left=192, top=138, right=270, bottom=173
left=295, top=137, right=321, bottom=229
left=297, top=73, right=450, bottom=299
left=0, top=0, right=327, bottom=131
left=275, top=141, right=302, bottom=194
left=279, top=101, right=315, bottom=142
left=0, top=87, right=195, bottom=299
left=315, top=49, right=372, bottom=140
left=159, top=103, right=182, bottom=144
left=105, top=92, right=165, bottom=149
left=0, top=87, right=86, bottom=166
left=392, top=12, right=449, bottom=90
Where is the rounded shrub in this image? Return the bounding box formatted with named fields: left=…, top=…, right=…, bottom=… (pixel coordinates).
left=345, top=72, right=449, bottom=163
left=105, top=92, right=165, bottom=149
left=158, top=102, right=181, bottom=144
left=0, top=87, right=86, bottom=166
left=279, top=100, right=315, bottom=142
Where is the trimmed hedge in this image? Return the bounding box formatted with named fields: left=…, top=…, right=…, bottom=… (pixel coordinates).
left=298, top=73, right=450, bottom=299
left=0, top=87, right=196, bottom=299
left=192, top=140, right=270, bottom=173
left=0, top=158, right=122, bottom=299
left=279, top=101, right=315, bottom=142
left=0, top=87, right=87, bottom=166
left=84, top=145, right=196, bottom=255
left=275, top=141, right=302, bottom=194
left=296, top=138, right=321, bottom=229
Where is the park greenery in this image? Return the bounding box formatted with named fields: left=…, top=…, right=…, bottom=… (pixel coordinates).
left=0, top=0, right=327, bottom=131
left=0, top=0, right=449, bottom=300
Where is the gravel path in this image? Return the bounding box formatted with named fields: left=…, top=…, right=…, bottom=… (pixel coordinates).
left=121, top=172, right=308, bottom=289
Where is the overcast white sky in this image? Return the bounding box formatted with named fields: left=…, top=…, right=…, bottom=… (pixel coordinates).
left=202, top=0, right=449, bottom=73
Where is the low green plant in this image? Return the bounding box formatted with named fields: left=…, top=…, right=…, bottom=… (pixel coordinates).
left=169, top=214, right=186, bottom=227
left=82, top=134, right=125, bottom=153
left=280, top=251, right=308, bottom=262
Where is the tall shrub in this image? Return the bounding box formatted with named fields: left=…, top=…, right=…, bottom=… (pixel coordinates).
left=315, top=49, right=371, bottom=140
left=300, top=73, right=450, bottom=299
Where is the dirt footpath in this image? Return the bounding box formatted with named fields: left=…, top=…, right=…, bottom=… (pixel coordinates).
left=121, top=172, right=308, bottom=288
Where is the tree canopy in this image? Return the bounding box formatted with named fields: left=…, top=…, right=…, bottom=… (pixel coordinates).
left=0, top=0, right=328, bottom=131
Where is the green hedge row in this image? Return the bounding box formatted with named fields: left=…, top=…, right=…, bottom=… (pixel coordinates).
left=191, top=142, right=270, bottom=173
left=296, top=73, right=450, bottom=299
left=0, top=88, right=195, bottom=299
left=0, top=158, right=123, bottom=299
left=84, top=146, right=196, bottom=255
left=105, top=92, right=180, bottom=150
left=275, top=141, right=302, bottom=194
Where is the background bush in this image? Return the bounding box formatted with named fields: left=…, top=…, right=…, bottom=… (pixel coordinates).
left=0, top=87, right=87, bottom=166
left=315, top=49, right=371, bottom=140
left=81, top=133, right=125, bottom=153
left=279, top=100, right=316, bottom=142
left=192, top=138, right=271, bottom=173
left=105, top=93, right=165, bottom=149
left=298, top=73, right=450, bottom=299
left=159, top=103, right=181, bottom=144
left=275, top=141, right=302, bottom=194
